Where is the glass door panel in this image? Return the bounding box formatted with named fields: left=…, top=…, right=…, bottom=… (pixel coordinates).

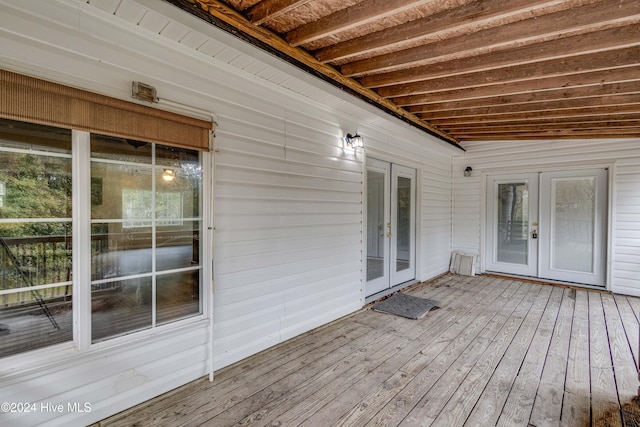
left=539, top=169, right=607, bottom=286
left=496, top=182, right=529, bottom=265
left=391, top=165, right=416, bottom=285
left=485, top=174, right=538, bottom=277
left=365, top=159, right=390, bottom=296
left=366, top=169, right=387, bottom=282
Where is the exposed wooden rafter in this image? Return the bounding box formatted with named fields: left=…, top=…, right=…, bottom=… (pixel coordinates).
left=340, top=0, right=640, bottom=77
left=248, top=0, right=314, bottom=25
left=170, top=0, right=640, bottom=142
left=315, top=0, right=572, bottom=64
left=285, top=0, right=435, bottom=47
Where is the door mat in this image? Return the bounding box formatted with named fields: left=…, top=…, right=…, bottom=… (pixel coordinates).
left=372, top=293, right=440, bottom=319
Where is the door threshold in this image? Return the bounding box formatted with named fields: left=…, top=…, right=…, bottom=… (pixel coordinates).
left=484, top=272, right=608, bottom=292
left=365, top=280, right=419, bottom=304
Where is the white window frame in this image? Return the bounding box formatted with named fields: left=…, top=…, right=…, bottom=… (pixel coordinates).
left=0, top=128, right=210, bottom=357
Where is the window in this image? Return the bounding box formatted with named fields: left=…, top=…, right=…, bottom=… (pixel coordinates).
left=0, top=119, right=73, bottom=357
left=0, top=119, right=205, bottom=357
left=90, top=134, right=202, bottom=342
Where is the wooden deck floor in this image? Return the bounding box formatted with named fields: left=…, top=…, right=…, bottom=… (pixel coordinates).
left=97, top=275, right=640, bottom=426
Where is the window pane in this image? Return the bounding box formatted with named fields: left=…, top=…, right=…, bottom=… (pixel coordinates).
left=366, top=170, right=385, bottom=281
left=157, top=270, right=201, bottom=325
left=0, top=152, right=71, bottom=218
left=0, top=118, right=71, bottom=154
left=90, top=134, right=152, bottom=164
left=157, top=221, right=200, bottom=271
left=0, top=287, right=72, bottom=358
left=156, top=151, right=201, bottom=218
left=91, top=277, right=152, bottom=342
left=1, top=222, right=72, bottom=289
left=551, top=177, right=595, bottom=272
left=91, top=223, right=152, bottom=280
left=497, top=182, right=529, bottom=265
left=156, top=144, right=199, bottom=167
left=396, top=176, right=411, bottom=273
left=91, top=162, right=152, bottom=221
left=0, top=119, right=72, bottom=357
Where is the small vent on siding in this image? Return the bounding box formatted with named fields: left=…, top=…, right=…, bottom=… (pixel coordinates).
left=450, top=251, right=477, bottom=276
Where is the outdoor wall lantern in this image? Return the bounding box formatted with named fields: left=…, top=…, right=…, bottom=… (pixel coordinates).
left=343, top=133, right=364, bottom=149
left=464, top=166, right=473, bottom=177
left=162, top=169, right=176, bottom=182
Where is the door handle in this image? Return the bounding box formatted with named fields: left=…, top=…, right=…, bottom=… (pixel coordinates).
left=532, top=230, right=538, bottom=239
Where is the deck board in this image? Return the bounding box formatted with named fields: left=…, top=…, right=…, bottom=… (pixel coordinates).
left=589, top=292, right=622, bottom=426
left=474, top=285, right=562, bottom=427
left=95, top=275, right=640, bottom=427
left=561, top=290, right=592, bottom=426
left=528, top=287, right=576, bottom=427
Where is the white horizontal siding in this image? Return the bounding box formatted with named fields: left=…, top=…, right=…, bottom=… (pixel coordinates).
left=453, top=138, right=640, bottom=295
left=613, top=160, right=640, bottom=296
left=452, top=172, right=482, bottom=255
left=213, top=107, right=364, bottom=368
left=420, top=152, right=454, bottom=279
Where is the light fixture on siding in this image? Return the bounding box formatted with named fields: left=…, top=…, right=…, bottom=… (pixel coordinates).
left=464, top=166, right=473, bottom=177
left=162, top=169, right=176, bottom=182
left=344, top=133, right=364, bottom=149
left=132, top=81, right=158, bottom=103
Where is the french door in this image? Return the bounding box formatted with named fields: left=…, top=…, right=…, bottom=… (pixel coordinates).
left=366, top=158, right=416, bottom=297
left=485, top=169, right=607, bottom=287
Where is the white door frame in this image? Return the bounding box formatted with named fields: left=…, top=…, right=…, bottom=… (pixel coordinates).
left=485, top=173, right=539, bottom=277
left=365, top=158, right=417, bottom=297
left=365, top=158, right=391, bottom=296
left=538, top=169, right=608, bottom=286
left=484, top=168, right=608, bottom=287
left=391, top=164, right=417, bottom=285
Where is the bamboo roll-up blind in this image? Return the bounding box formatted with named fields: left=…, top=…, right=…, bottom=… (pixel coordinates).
left=0, top=70, right=211, bottom=151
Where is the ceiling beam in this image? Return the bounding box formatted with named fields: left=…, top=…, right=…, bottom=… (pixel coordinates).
left=247, top=0, right=314, bottom=25
left=454, top=128, right=640, bottom=140
left=285, top=0, right=434, bottom=47
left=340, top=0, right=640, bottom=77
left=315, top=0, right=571, bottom=63
left=426, top=105, right=640, bottom=126
left=393, top=66, right=640, bottom=106
left=419, top=94, right=640, bottom=120
left=377, top=47, right=640, bottom=98
left=359, top=24, right=639, bottom=88
left=444, top=121, right=640, bottom=133
left=442, top=115, right=640, bottom=130
left=404, top=81, right=640, bottom=113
